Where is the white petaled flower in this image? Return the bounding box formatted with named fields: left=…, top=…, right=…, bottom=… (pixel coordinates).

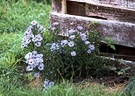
left=69, top=35, right=75, bottom=40
left=24, top=39, right=31, bottom=45
left=87, top=49, right=91, bottom=54
left=25, top=29, right=32, bottom=35
left=35, top=42, right=41, bottom=47
left=77, top=26, right=83, bottom=31
left=36, top=58, right=44, bottom=63
left=32, top=51, right=37, bottom=55
left=41, top=27, right=46, bottom=33
left=43, top=79, right=54, bottom=90
left=31, top=20, right=37, bottom=26
left=35, top=34, right=43, bottom=41
left=25, top=52, right=32, bottom=60
left=32, top=62, right=39, bottom=68
left=60, top=40, right=68, bottom=47
left=26, top=65, right=33, bottom=71
left=34, top=72, right=40, bottom=78
left=89, top=44, right=95, bottom=51
left=85, top=41, right=90, bottom=45
left=50, top=43, right=59, bottom=51
left=28, top=59, right=35, bottom=65
left=39, top=25, right=44, bottom=31
left=71, top=51, right=76, bottom=56
left=21, top=42, right=27, bottom=48
left=68, top=29, right=76, bottom=35
left=36, top=54, right=43, bottom=58
left=68, top=41, right=75, bottom=47
left=80, top=32, right=87, bottom=41
left=38, top=63, right=44, bottom=71
left=32, top=37, right=36, bottom=42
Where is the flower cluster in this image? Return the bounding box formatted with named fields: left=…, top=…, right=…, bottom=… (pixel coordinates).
left=50, top=25, right=95, bottom=56
left=25, top=51, right=44, bottom=72
left=43, top=79, right=54, bottom=90
left=21, top=21, right=45, bottom=48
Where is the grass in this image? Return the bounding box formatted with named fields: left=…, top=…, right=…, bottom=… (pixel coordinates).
left=0, top=0, right=51, bottom=33
left=0, top=0, right=122, bottom=96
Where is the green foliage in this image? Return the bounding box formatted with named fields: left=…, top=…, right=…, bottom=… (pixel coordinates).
left=0, top=78, right=120, bottom=96
left=45, top=27, right=110, bottom=80
left=0, top=0, right=51, bottom=33
left=104, top=37, right=116, bottom=50
left=121, top=77, right=135, bottom=96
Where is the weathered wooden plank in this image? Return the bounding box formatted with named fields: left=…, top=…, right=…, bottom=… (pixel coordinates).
left=50, top=12, right=135, bottom=48
left=85, top=3, right=135, bottom=23
left=61, top=0, right=67, bottom=14
left=68, top=0, right=135, bottom=9
left=67, top=1, right=86, bottom=16
left=100, top=53, right=135, bottom=62
left=52, top=0, right=135, bottom=23
left=52, top=0, right=62, bottom=13
left=66, top=1, right=135, bottom=23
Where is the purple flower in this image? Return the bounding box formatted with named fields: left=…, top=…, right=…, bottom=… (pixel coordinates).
left=35, top=42, right=41, bottom=47
left=71, top=51, right=76, bottom=56
left=60, top=40, right=68, bottom=47
left=89, top=44, right=95, bottom=51
left=87, top=49, right=91, bottom=54
left=26, top=65, right=33, bottom=71
left=68, top=41, right=75, bottom=47
left=69, top=35, right=75, bottom=40
left=38, top=63, right=44, bottom=71
left=31, top=20, right=37, bottom=26
left=34, top=72, right=40, bottom=78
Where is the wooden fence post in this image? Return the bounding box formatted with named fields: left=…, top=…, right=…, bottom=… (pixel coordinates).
left=61, top=0, right=67, bottom=14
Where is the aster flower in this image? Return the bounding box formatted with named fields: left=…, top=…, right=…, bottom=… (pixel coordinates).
left=35, top=42, right=41, bottom=47
left=27, top=59, right=35, bottom=65
left=87, top=49, right=91, bottom=54
left=41, top=27, right=46, bottom=33
left=85, top=41, right=90, bottom=45
left=50, top=43, right=59, bottom=51
left=36, top=54, right=43, bottom=58
left=25, top=52, right=32, bottom=60
left=71, top=51, right=76, bottom=56
left=69, top=35, right=75, bottom=40
left=21, top=42, right=27, bottom=48
left=68, top=41, right=75, bottom=47
left=60, top=40, right=68, bottom=47
left=68, top=29, right=76, bottom=35
left=80, top=32, right=87, bottom=41
left=36, top=57, right=44, bottom=63
left=34, top=34, right=43, bottom=42
left=26, top=65, right=33, bottom=71
left=38, top=63, right=44, bottom=71
left=32, top=51, right=37, bottom=55
left=43, top=79, right=54, bottom=90
left=34, top=72, right=40, bottom=78
left=89, top=44, right=95, bottom=51
left=31, top=20, right=37, bottom=26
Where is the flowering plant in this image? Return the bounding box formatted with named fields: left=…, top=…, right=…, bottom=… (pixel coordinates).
left=48, top=24, right=107, bottom=79
left=22, top=21, right=109, bottom=88
left=21, top=21, right=55, bottom=89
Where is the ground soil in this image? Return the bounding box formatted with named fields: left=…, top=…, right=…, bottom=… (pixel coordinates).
left=73, top=60, right=135, bottom=94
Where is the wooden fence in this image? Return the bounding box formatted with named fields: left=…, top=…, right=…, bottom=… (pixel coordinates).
left=50, top=0, right=135, bottom=61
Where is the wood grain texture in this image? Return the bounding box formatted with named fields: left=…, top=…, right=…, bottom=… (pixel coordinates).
left=50, top=12, right=135, bottom=48
left=68, top=0, right=135, bottom=9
